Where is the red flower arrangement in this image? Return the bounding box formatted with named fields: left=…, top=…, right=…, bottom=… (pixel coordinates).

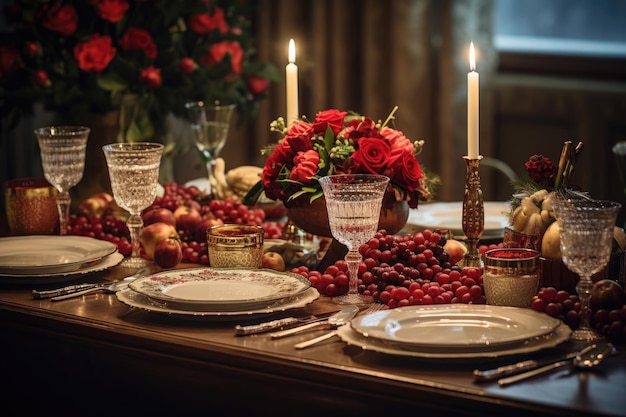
left=0, top=0, right=279, bottom=142
left=245, top=107, right=437, bottom=209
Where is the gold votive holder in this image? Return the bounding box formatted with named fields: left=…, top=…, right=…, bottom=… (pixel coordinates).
left=207, top=224, right=265, bottom=268
left=483, top=248, right=540, bottom=308
left=4, top=177, right=59, bottom=235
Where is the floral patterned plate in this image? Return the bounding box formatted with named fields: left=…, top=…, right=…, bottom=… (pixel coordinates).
left=116, top=287, right=320, bottom=321
left=128, top=267, right=311, bottom=311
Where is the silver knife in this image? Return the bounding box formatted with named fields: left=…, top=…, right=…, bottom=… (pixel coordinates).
left=235, top=311, right=340, bottom=336
left=270, top=306, right=359, bottom=339
left=32, top=283, right=106, bottom=299
left=473, top=352, right=577, bottom=382
left=235, top=317, right=316, bottom=336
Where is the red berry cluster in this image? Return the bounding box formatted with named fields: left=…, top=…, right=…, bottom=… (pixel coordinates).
left=531, top=287, right=581, bottom=330
left=68, top=214, right=132, bottom=255
left=291, top=229, right=487, bottom=309
left=531, top=286, right=626, bottom=344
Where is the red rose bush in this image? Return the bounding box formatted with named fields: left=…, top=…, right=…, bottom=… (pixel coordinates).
left=245, top=107, right=436, bottom=209
left=0, top=0, right=279, bottom=141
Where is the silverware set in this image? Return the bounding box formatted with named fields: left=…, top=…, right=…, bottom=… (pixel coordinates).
left=474, top=342, right=616, bottom=386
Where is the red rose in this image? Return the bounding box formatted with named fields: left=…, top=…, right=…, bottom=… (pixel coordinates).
left=392, top=152, right=422, bottom=192
left=313, top=109, right=347, bottom=136
left=246, top=76, right=269, bottom=95
left=41, top=3, right=78, bottom=36
left=119, top=28, right=157, bottom=59
left=341, top=116, right=378, bottom=141
left=96, top=0, right=129, bottom=24
left=188, top=8, right=229, bottom=35
left=34, top=70, right=50, bottom=87
left=74, top=35, right=116, bottom=73
left=286, top=121, right=314, bottom=140
left=525, top=154, right=556, bottom=185
left=380, top=127, right=413, bottom=164
left=139, top=66, right=161, bottom=88
left=351, top=137, right=391, bottom=175
left=200, top=41, right=243, bottom=80
left=289, top=150, right=320, bottom=183
left=180, top=57, right=197, bottom=74
left=262, top=144, right=295, bottom=200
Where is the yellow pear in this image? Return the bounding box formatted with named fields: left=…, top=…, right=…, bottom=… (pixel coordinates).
left=541, top=221, right=561, bottom=260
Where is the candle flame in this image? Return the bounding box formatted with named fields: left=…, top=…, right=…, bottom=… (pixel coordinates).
left=289, top=39, right=296, bottom=64
left=469, top=42, right=476, bottom=71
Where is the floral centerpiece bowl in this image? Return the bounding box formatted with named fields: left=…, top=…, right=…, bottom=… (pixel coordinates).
left=244, top=107, right=437, bottom=237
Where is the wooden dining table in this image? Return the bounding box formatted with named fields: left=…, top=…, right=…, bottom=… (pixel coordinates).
left=0, top=260, right=625, bottom=417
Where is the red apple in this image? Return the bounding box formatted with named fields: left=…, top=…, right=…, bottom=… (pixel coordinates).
left=174, top=205, right=202, bottom=233
left=139, top=222, right=179, bottom=260
left=154, top=237, right=183, bottom=268
left=443, top=239, right=468, bottom=265
left=195, top=215, right=225, bottom=242
left=142, top=207, right=176, bottom=227
left=262, top=251, right=286, bottom=272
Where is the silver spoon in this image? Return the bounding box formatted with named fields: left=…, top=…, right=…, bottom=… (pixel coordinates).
left=498, top=342, right=615, bottom=386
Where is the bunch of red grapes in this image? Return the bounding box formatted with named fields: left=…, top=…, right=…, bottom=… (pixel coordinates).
left=291, top=229, right=487, bottom=308
left=531, top=286, right=626, bottom=343
left=67, top=213, right=133, bottom=255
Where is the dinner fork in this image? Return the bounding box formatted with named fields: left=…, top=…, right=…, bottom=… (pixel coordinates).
left=293, top=302, right=386, bottom=349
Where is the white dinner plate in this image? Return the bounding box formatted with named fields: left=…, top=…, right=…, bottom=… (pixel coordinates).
left=128, top=267, right=311, bottom=311
left=0, top=235, right=118, bottom=275
left=0, top=251, right=124, bottom=285
left=405, top=201, right=510, bottom=239
left=337, top=322, right=571, bottom=359
left=116, top=286, right=320, bottom=321
left=350, top=304, right=561, bottom=351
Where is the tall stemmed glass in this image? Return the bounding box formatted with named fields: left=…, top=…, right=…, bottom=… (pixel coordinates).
left=35, top=126, right=90, bottom=235
left=184, top=101, right=236, bottom=197
left=553, top=197, right=621, bottom=341
left=319, top=174, right=390, bottom=305
left=103, top=142, right=164, bottom=269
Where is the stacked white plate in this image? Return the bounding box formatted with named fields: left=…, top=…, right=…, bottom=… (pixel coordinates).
left=116, top=267, right=319, bottom=320
left=0, top=235, right=122, bottom=284
left=405, top=201, right=510, bottom=239
left=337, top=304, right=571, bottom=359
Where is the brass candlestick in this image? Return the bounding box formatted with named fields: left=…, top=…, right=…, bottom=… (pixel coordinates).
left=462, top=156, right=484, bottom=267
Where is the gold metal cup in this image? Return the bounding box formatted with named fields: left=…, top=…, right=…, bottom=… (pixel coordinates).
left=4, top=177, right=59, bottom=235
left=206, top=224, right=265, bottom=268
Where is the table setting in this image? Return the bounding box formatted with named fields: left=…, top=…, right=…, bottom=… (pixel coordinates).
left=0, top=38, right=625, bottom=417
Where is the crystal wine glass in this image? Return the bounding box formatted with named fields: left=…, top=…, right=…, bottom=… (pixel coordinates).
left=184, top=101, right=236, bottom=197
left=102, top=142, right=164, bottom=269
left=553, top=197, right=621, bottom=341
left=319, top=174, right=390, bottom=305
left=35, top=126, right=90, bottom=235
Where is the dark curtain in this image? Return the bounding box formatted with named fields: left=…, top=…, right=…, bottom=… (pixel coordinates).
left=220, top=0, right=498, bottom=203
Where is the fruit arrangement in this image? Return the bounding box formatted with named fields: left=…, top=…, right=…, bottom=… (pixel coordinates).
left=69, top=182, right=285, bottom=268
left=531, top=280, right=626, bottom=344
left=291, top=229, right=504, bottom=308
